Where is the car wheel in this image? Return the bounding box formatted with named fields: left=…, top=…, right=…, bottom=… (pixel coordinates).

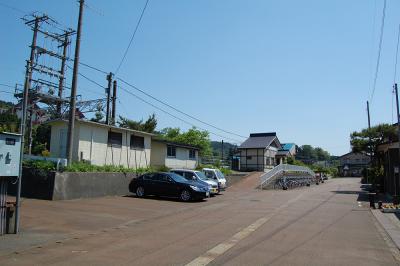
left=136, top=186, right=145, bottom=197
left=180, top=190, right=191, bottom=202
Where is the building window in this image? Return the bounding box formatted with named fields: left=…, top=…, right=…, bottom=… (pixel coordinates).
left=189, top=149, right=196, bottom=159
left=130, top=135, right=144, bottom=149
left=246, top=156, right=252, bottom=160
left=107, top=131, right=122, bottom=147
left=167, top=146, right=176, bottom=157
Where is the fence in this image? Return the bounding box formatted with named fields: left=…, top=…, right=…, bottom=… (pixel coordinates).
left=260, top=164, right=315, bottom=189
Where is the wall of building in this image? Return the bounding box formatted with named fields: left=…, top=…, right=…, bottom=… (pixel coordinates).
left=150, top=142, right=198, bottom=169
left=150, top=141, right=166, bottom=167
left=50, top=121, right=151, bottom=168
left=165, top=146, right=198, bottom=169
left=339, top=152, right=370, bottom=166
left=77, top=124, right=151, bottom=168
left=238, top=147, right=278, bottom=171
left=49, top=121, right=79, bottom=160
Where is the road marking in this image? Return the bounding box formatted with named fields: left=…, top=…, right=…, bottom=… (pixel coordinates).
left=186, top=193, right=304, bottom=266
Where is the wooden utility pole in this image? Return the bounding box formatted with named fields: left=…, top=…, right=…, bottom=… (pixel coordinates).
left=15, top=16, right=40, bottom=233
left=366, top=101, right=372, bottom=185
left=67, top=0, right=85, bottom=165
left=57, top=34, right=69, bottom=115
left=394, top=84, right=400, bottom=201
left=221, top=140, right=224, bottom=162
left=105, top=72, right=113, bottom=125
left=111, top=80, right=117, bottom=125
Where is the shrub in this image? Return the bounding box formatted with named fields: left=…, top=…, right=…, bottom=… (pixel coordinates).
left=23, top=160, right=57, bottom=171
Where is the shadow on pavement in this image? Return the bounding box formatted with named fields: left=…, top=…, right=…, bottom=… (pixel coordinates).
left=330, top=190, right=369, bottom=202
left=122, top=194, right=208, bottom=203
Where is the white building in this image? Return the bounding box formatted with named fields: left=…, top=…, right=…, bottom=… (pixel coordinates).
left=48, top=119, right=153, bottom=168
left=150, top=139, right=199, bottom=169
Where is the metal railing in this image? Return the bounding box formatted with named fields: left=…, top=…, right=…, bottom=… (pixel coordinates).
left=260, top=164, right=315, bottom=189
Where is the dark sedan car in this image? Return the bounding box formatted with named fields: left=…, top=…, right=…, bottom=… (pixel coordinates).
left=129, top=172, right=210, bottom=201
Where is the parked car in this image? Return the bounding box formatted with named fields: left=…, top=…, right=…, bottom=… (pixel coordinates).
left=129, top=172, right=210, bottom=201
left=170, top=169, right=219, bottom=195
left=202, top=168, right=227, bottom=191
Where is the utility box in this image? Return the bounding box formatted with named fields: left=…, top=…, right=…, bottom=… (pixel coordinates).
left=0, top=132, right=22, bottom=177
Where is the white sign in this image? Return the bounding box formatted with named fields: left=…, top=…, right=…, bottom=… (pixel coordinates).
left=395, top=167, right=399, bottom=174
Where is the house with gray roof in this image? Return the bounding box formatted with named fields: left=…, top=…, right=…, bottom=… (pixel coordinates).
left=237, top=132, right=282, bottom=171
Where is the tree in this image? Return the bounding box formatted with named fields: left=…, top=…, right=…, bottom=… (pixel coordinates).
left=314, top=147, right=330, bottom=161
left=31, top=124, right=51, bottom=155
left=350, top=123, right=396, bottom=157
left=351, top=123, right=396, bottom=185
left=90, top=110, right=104, bottom=123
left=0, top=112, right=19, bottom=133
left=117, top=113, right=157, bottom=133
left=159, top=127, right=212, bottom=156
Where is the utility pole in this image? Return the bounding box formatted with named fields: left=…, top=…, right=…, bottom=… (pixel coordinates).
left=67, top=0, right=85, bottom=166
left=57, top=34, right=69, bottom=115
left=221, top=140, right=224, bottom=162
left=366, top=101, right=372, bottom=185
left=105, top=72, right=113, bottom=125
left=15, top=16, right=40, bottom=233
left=394, top=84, right=400, bottom=203
left=111, top=80, right=117, bottom=125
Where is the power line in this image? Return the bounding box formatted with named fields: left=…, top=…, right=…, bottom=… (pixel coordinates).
left=79, top=61, right=109, bottom=75
left=67, top=65, right=105, bottom=89
left=115, top=0, right=150, bottom=75
left=394, top=24, right=400, bottom=83
left=119, top=85, right=242, bottom=144
left=0, top=90, right=14, bottom=94
left=0, top=2, right=26, bottom=14
left=0, top=83, right=16, bottom=89
left=370, top=0, right=387, bottom=102
left=392, top=24, right=400, bottom=124
left=117, top=77, right=247, bottom=139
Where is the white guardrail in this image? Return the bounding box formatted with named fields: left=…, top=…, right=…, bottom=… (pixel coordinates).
left=260, top=164, right=315, bottom=189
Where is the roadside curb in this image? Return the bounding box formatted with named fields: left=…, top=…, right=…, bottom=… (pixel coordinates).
left=371, top=209, right=400, bottom=252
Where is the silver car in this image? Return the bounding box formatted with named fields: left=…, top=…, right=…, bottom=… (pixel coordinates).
left=170, top=169, right=219, bottom=195
left=202, top=168, right=227, bottom=190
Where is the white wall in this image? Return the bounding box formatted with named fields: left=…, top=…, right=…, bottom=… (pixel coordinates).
left=77, top=124, right=151, bottom=168
left=50, top=121, right=151, bottom=169
left=150, top=141, right=198, bottom=169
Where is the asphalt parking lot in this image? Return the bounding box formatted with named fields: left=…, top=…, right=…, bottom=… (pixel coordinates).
left=0, top=174, right=399, bottom=265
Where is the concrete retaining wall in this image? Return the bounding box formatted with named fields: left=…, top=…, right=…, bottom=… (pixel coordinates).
left=9, top=168, right=136, bottom=200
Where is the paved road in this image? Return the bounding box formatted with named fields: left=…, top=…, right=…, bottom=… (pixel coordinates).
left=1, top=176, right=399, bottom=265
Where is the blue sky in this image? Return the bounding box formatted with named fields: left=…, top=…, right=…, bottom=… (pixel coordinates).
left=1, top=0, right=399, bottom=155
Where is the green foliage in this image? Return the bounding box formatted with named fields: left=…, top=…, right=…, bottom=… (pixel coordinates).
left=296, top=145, right=330, bottom=162
left=31, top=124, right=51, bottom=155
left=23, top=160, right=154, bottom=174
left=155, top=165, right=170, bottom=172
left=210, top=141, right=238, bottom=158
left=350, top=123, right=396, bottom=156
left=23, top=160, right=57, bottom=171
left=0, top=112, right=19, bottom=133
left=366, top=165, right=384, bottom=184
left=287, top=157, right=337, bottom=177
left=220, top=167, right=232, bottom=176
left=159, top=127, right=212, bottom=156
left=90, top=110, right=104, bottom=123
left=118, top=113, right=157, bottom=133
left=195, top=164, right=232, bottom=176
left=63, top=161, right=154, bottom=173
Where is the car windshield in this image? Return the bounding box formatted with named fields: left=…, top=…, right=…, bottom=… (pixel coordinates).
left=168, top=172, right=189, bottom=183
left=195, top=171, right=209, bottom=180
left=216, top=170, right=225, bottom=179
